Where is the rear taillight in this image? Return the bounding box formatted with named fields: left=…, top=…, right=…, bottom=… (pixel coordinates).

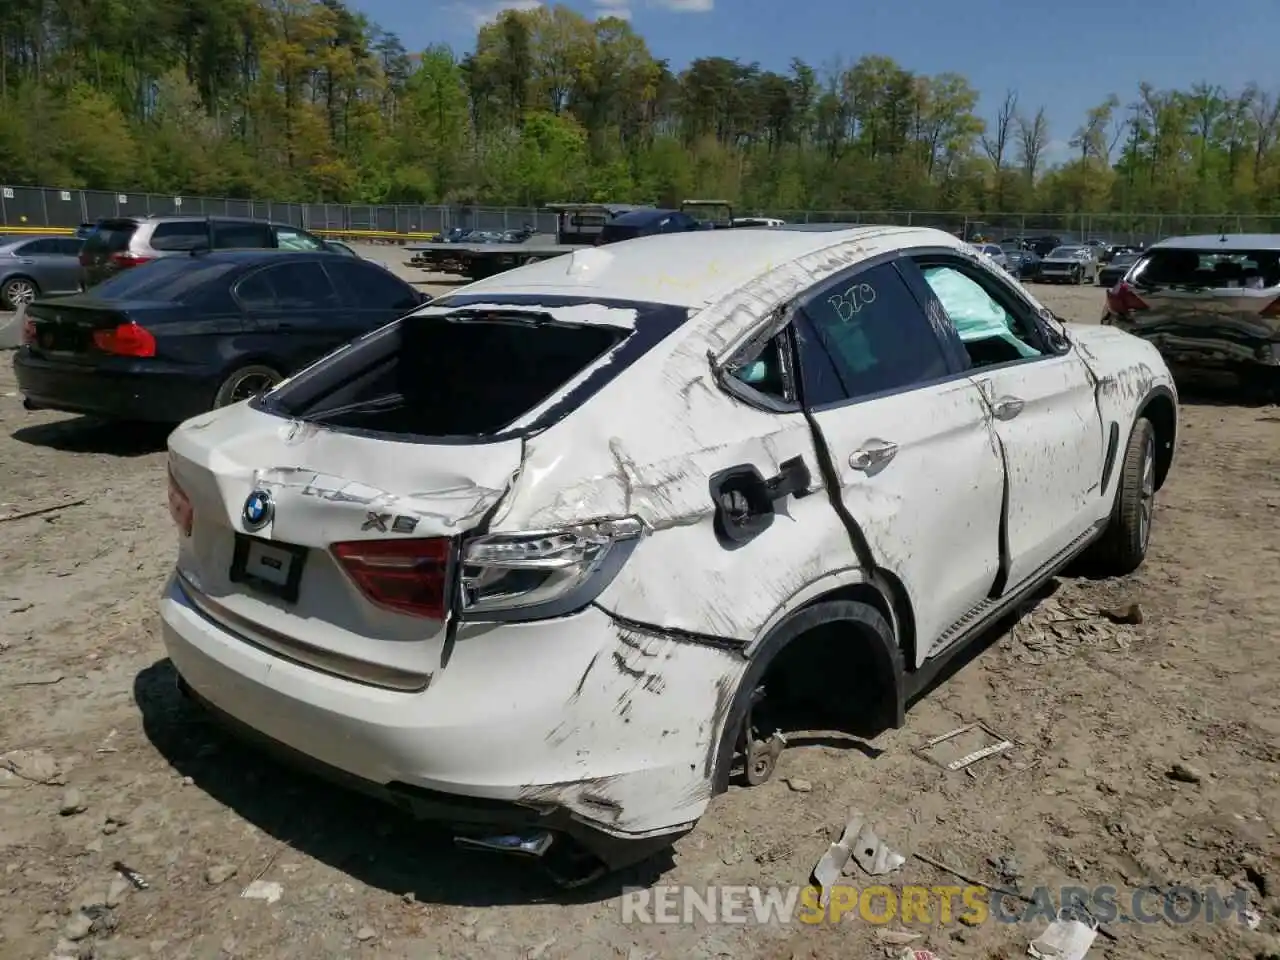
left=93, top=322, right=156, bottom=357
left=109, top=251, right=152, bottom=268
left=167, top=469, right=193, bottom=537
left=1106, top=281, right=1148, bottom=315
left=20, top=316, right=35, bottom=345
left=1259, top=298, right=1280, bottom=318
left=332, top=538, right=452, bottom=619
left=78, top=252, right=92, bottom=266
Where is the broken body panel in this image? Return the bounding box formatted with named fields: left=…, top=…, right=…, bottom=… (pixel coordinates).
left=160, top=225, right=1178, bottom=873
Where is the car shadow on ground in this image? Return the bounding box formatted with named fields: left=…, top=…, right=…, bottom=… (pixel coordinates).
left=133, top=658, right=675, bottom=908
left=1174, top=376, right=1278, bottom=409
left=12, top=417, right=171, bottom=456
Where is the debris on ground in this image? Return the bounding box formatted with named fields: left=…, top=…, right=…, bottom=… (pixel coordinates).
left=1167, top=761, right=1205, bottom=784
left=812, top=810, right=905, bottom=905
left=874, top=928, right=923, bottom=946
left=1, top=748, right=65, bottom=785
left=111, top=861, right=149, bottom=891
left=205, top=863, right=238, bottom=885
left=241, top=880, right=284, bottom=904
left=1027, top=907, right=1098, bottom=960
left=785, top=777, right=813, bottom=792
left=914, top=722, right=1014, bottom=771
left=1005, top=589, right=1144, bottom=663
left=58, top=787, right=86, bottom=815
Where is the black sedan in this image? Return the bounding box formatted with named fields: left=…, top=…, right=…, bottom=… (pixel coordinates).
left=1097, top=251, right=1142, bottom=287
left=1006, top=249, right=1042, bottom=279
left=14, top=249, right=430, bottom=423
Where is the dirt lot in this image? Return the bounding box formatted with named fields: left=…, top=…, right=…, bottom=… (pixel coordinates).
left=1, top=255, right=1278, bottom=960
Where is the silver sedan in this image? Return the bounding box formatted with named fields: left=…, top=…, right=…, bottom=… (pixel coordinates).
left=0, top=234, right=84, bottom=309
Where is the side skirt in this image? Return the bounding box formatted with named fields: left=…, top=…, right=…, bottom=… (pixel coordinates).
left=902, top=518, right=1108, bottom=702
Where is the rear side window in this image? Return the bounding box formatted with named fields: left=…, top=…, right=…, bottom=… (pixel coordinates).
left=1133, top=248, right=1280, bottom=289
left=150, top=221, right=208, bottom=251
left=234, top=261, right=340, bottom=310
left=82, top=223, right=135, bottom=255
left=55, top=238, right=83, bottom=255
left=87, top=258, right=239, bottom=302
left=326, top=259, right=420, bottom=311
left=213, top=221, right=273, bottom=249
left=265, top=310, right=630, bottom=438
left=799, top=262, right=951, bottom=403
left=16, top=238, right=59, bottom=254
left=600, top=223, right=642, bottom=243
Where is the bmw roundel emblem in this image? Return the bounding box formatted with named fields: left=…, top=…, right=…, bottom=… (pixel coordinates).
left=242, top=489, right=273, bottom=531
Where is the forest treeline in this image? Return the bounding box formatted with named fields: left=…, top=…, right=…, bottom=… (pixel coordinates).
left=1, top=0, right=1277, bottom=214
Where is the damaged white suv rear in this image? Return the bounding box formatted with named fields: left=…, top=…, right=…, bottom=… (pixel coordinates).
left=161, top=226, right=1178, bottom=885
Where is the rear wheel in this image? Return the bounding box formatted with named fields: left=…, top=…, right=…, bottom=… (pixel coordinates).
left=213, top=364, right=282, bottom=409
left=1, top=276, right=38, bottom=310
left=1086, top=417, right=1156, bottom=575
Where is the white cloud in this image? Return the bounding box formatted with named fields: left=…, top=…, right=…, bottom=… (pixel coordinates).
left=650, top=0, right=713, bottom=10
left=593, top=0, right=632, bottom=19
left=459, top=0, right=541, bottom=28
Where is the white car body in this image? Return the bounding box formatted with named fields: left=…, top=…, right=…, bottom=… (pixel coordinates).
left=160, top=225, right=1179, bottom=879
left=977, top=243, right=1011, bottom=272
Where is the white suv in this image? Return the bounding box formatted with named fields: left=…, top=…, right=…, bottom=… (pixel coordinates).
left=160, top=225, right=1178, bottom=884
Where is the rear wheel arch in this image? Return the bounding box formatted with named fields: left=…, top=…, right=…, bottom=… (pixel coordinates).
left=710, top=595, right=904, bottom=795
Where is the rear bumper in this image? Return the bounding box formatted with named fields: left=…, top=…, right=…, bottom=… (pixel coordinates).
left=1100, top=317, right=1280, bottom=370
left=13, top=349, right=216, bottom=422
left=159, top=570, right=741, bottom=867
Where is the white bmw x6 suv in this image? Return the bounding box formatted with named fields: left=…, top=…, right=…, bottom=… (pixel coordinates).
left=160, top=225, right=1178, bottom=884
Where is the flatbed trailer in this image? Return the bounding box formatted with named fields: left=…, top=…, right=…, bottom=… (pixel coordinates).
left=407, top=202, right=643, bottom=280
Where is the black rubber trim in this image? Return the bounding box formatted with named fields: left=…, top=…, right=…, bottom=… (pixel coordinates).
left=1099, top=421, right=1121, bottom=495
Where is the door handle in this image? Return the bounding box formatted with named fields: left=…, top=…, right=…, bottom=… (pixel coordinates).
left=992, top=396, right=1025, bottom=420
left=849, top=439, right=898, bottom=472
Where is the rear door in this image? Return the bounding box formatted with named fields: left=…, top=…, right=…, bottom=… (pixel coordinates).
left=799, top=258, right=1007, bottom=662
left=15, top=238, right=81, bottom=294
left=324, top=258, right=423, bottom=333
left=233, top=260, right=350, bottom=369
left=911, top=254, right=1105, bottom=591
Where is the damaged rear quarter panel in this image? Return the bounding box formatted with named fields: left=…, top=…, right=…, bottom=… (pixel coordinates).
left=489, top=307, right=864, bottom=644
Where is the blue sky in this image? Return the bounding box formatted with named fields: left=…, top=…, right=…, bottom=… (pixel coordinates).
left=351, top=0, right=1280, bottom=168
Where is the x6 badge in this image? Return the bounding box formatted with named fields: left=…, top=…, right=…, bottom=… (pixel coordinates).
left=362, top=512, right=390, bottom=532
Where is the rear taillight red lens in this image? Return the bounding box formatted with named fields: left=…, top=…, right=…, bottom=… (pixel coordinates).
left=20, top=316, right=35, bottom=345
left=331, top=538, right=452, bottom=619
left=78, top=252, right=91, bottom=266
left=1106, top=281, right=1148, bottom=315
left=1259, top=297, right=1280, bottom=318
left=92, top=322, right=156, bottom=357
left=109, top=251, right=152, bottom=268
left=167, top=469, right=193, bottom=537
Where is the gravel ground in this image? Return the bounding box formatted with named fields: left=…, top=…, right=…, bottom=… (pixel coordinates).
left=1, top=249, right=1278, bottom=960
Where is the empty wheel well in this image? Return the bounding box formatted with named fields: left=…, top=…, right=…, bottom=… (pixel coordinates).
left=810, top=578, right=916, bottom=670
left=1139, top=393, right=1176, bottom=490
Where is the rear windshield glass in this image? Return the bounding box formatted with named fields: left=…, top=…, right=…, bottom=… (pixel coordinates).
left=267, top=311, right=628, bottom=438
left=1047, top=247, right=1084, bottom=258
left=82, top=222, right=136, bottom=254
left=600, top=223, right=643, bottom=243
left=1132, top=248, right=1280, bottom=289
left=89, top=257, right=239, bottom=302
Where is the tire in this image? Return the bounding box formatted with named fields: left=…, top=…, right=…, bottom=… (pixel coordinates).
left=1087, top=417, right=1156, bottom=575
left=1, top=276, right=39, bottom=310
left=212, top=364, right=282, bottom=409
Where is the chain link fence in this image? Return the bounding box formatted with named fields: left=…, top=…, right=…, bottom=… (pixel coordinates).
left=2, top=183, right=1277, bottom=244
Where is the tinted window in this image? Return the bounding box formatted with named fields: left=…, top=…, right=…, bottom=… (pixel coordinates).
left=275, top=227, right=326, bottom=251
left=800, top=262, right=950, bottom=402
left=16, top=238, right=58, bottom=255
left=326, top=260, right=419, bottom=311
left=921, top=263, right=1044, bottom=369
left=54, top=238, right=83, bottom=255
left=234, top=271, right=276, bottom=309
left=82, top=222, right=136, bottom=255
left=150, top=221, right=209, bottom=251
left=253, top=261, right=340, bottom=309
left=88, top=258, right=239, bottom=302
left=1133, top=248, right=1280, bottom=289
left=213, top=221, right=273, bottom=249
